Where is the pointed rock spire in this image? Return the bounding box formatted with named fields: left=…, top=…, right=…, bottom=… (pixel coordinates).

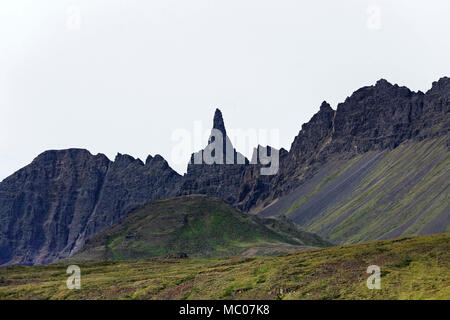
left=213, top=108, right=226, bottom=136
left=319, top=101, right=332, bottom=111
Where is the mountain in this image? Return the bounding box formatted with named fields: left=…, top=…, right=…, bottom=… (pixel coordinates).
left=176, top=78, right=449, bottom=243
left=256, top=78, right=450, bottom=243
left=178, top=78, right=449, bottom=215
left=0, top=77, right=448, bottom=266
left=69, top=195, right=330, bottom=262
left=1, top=233, right=448, bottom=300
left=243, top=77, right=450, bottom=211
left=0, top=150, right=182, bottom=265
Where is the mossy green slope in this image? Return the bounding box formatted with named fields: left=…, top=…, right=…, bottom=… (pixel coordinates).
left=308, top=137, right=449, bottom=243
left=0, top=233, right=448, bottom=300
left=70, top=195, right=330, bottom=262
left=261, top=136, right=450, bottom=244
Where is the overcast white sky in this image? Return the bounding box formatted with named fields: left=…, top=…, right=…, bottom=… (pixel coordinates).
left=1, top=0, right=449, bottom=180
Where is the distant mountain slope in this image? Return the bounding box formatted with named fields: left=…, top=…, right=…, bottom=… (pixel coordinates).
left=0, top=150, right=182, bottom=266
left=259, top=136, right=450, bottom=243
left=1, top=233, right=448, bottom=300
left=70, top=195, right=330, bottom=262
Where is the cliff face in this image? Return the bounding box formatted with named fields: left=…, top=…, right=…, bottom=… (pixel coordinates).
left=331, top=77, right=449, bottom=151
left=0, top=150, right=182, bottom=265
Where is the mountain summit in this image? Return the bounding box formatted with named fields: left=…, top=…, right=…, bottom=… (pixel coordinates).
left=212, top=108, right=227, bottom=136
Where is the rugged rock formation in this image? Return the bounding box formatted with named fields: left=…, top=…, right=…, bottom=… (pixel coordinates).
left=329, top=77, right=449, bottom=153
left=181, top=78, right=449, bottom=212
left=0, top=77, right=448, bottom=265
left=0, top=150, right=182, bottom=265
left=177, top=109, right=250, bottom=204
left=242, top=77, right=450, bottom=210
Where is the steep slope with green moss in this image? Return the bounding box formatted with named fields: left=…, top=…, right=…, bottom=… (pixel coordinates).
left=68, top=195, right=330, bottom=262
left=0, top=233, right=448, bottom=300
left=260, top=136, right=450, bottom=244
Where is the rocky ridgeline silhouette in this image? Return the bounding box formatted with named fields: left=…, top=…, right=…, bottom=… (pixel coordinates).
left=0, top=77, right=448, bottom=265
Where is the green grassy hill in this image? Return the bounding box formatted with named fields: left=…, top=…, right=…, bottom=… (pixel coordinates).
left=260, top=136, right=450, bottom=244
left=0, top=233, right=448, bottom=300
left=68, top=195, right=330, bottom=262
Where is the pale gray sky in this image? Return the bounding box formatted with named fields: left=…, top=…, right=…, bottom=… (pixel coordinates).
left=1, top=0, right=449, bottom=180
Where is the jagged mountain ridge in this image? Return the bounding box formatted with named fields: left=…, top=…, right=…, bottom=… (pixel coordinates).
left=0, top=150, right=182, bottom=265
left=0, top=77, right=449, bottom=265
left=180, top=77, right=450, bottom=213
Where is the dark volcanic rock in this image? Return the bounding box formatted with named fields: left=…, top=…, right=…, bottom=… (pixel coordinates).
left=178, top=109, right=284, bottom=209
left=212, top=108, right=227, bottom=136
left=328, top=77, right=449, bottom=154
left=0, top=149, right=181, bottom=265
left=278, top=101, right=335, bottom=189
left=420, top=77, right=450, bottom=137
left=178, top=109, right=250, bottom=204
left=0, top=149, right=109, bottom=265
left=329, top=79, right=421, bottom=153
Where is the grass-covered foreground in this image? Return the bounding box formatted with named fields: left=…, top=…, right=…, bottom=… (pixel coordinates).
left=0, top=233, right=448, bottom=300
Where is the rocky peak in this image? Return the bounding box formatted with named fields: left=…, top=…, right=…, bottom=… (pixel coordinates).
left=375, top=78, right=392, bottom=88
left=427, top=76, right=450, bottom=96
left=179, top=108, right=249, bottom=205
left=330, top=77, right=449, bottom=153
left=152, top=154, right=166, bottom=163
left=114, top=153, right=143, bottom=167
left=341, top=79, right=414, bottom=111
left=147, top=154, right=170, bottom=170
left=201, top=108, right=244, bottom=164
left=319, top=101, right=333, bottom=112
left=290, top=101, right=335, bottom=154
left=430, top=76, right=450, bottom=89
left=145, top=155, right=153, bottom=165
left=212, top=108, right=226, bottom=136
left=32, top=148, right=104, bottom=165
left=208, top=108, right=232, bottom=155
